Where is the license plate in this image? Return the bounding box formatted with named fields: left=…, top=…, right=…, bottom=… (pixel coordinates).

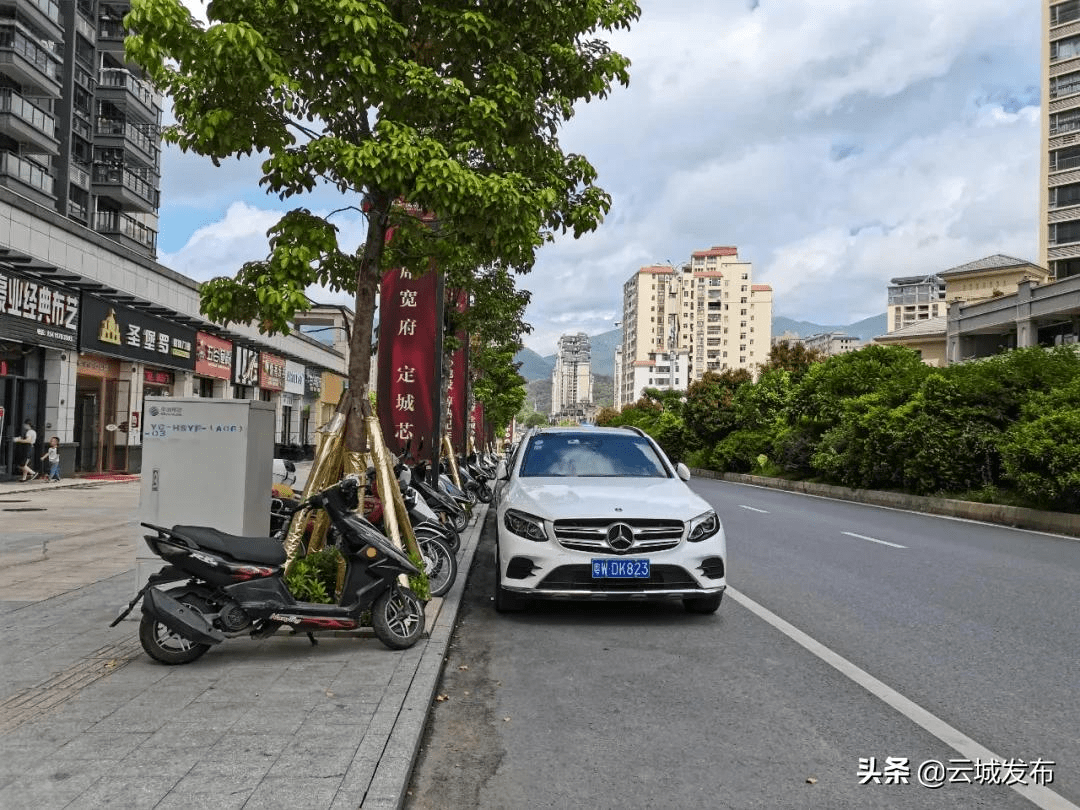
left=591, top=558, right=650, bottom=578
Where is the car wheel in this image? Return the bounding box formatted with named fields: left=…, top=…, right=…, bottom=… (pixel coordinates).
left=683, top=592, right=723, bottom=614
left=493, top=541, right=526, bottom=613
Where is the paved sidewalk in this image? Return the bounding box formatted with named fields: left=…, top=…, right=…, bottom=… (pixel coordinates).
left=0, top=479, right=485, bottom=810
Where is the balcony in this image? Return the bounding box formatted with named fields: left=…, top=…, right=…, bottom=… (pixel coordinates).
left=69, top=160, right=90, bottom=189
left=0, top=88, right=58, bottom=154
left=0, top=149, right=54, bottom=202
left=0, top=0, right=63, bottom=41
left=94, top=116, right=159, bottom=166
left=95, top=208, right=157, bottom=253
left=0, top=25, right=60, bottom=96
left=91, top=163, right=159, bottom=212
left=97, top=68, right=161, bottom=122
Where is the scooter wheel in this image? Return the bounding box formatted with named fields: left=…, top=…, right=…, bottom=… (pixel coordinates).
left=372, top=587, right=425, bottom=650
left=452, top=509, right=469, bottom=533
left=477, top=484, right=492, bottom=504
left=139, top=599, right=211, bottom=665
left=418, top=536, right=457, bottom=598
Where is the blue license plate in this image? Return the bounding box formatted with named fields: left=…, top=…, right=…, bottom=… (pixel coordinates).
left=591, top=559, right=650, bottom=578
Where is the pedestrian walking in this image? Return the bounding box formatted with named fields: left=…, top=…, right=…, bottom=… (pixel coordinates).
left=13, top=419, right=37, bottom=481
left=40, top=436, right=61, bottom=482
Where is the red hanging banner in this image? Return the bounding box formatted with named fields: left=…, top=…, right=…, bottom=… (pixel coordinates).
left=448, top=290, right=468, bottom=457
left=471, top=400, right=485, bottom=452
left=377, top=267, right=441, bottom=463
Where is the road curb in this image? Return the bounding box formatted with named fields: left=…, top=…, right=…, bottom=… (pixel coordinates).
left=693, top=469, right=1080, bottom=539
left=358, top=504, right=488, bottom=809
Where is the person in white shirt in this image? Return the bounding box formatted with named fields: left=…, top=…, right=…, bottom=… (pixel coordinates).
left=13, top=420, right=37, bottom=482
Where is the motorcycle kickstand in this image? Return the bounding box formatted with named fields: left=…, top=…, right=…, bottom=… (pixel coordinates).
left=307, top=632, right=318, bottom=646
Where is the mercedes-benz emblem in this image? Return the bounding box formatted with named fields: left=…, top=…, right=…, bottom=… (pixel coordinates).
left=606, top=522, right=635, bottom=553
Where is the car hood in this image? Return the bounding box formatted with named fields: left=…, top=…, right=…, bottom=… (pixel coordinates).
left=504, top=477, right=711, bottom=522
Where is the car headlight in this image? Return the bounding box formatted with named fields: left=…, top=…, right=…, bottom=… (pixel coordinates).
left=687, top=510, right=720, bottom=542
left=503, top=509, right=548, bottom=542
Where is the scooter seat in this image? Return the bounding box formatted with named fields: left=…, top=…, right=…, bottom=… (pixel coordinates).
left=171, top=525, right=288, bottom=565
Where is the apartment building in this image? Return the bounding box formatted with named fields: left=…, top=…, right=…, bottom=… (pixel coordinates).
left=616, top=246, right=772, bottom=408
left=887, top=274, right=945, bottom=332
left=551, top=331, right=593, bottom=420
left=1, top=0, right=160, bottom=257
left=1043, top=0, right=1080, bottom=280
left=802, top=331, right=862, bottom=356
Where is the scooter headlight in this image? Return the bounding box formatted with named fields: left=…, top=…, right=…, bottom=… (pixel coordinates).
left=503, top=509, right=548, bottom=542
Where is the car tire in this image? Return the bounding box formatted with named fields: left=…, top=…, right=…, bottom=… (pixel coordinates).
left=683, top=592, right=723, bottom=614
left=493, top=542, right=526, bottom=613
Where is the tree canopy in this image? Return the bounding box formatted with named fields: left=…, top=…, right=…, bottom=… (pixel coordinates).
left=126, top=0, right=640, bottom=449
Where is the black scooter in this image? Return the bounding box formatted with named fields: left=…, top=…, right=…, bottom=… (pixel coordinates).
left=112, top=476, right=425, bottom=665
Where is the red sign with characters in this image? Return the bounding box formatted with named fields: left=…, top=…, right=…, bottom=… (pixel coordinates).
left=144, top=369, right=174, bottom=386
left=377, top=267, right=441, bottom=462
left=448, top=290, right=467, bottom=457
left=195, top=332, right=233, bottom=380
left=259, top=352, right=286, bottom=391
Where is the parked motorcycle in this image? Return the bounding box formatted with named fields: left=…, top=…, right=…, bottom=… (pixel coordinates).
left=112, top=476, right=426, bottom=665
left=412, top=459, right=470, bottom=533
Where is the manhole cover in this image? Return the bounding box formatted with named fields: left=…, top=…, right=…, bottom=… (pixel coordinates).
left=2, top=507, right=46, bottom=512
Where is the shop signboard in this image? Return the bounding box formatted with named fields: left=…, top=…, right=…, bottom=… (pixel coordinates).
left=321, top=371, right=344, bottom=405
left=79, top=294, right=194, bottom=370
left=259, top=352, right=285, bottom=391
left=195, top=332, right=233, bottom=380
left=284, top=359, right=305, bottom=395
left=304, top=367, right=323, bottom=398
left=0, top=267, right=80, bottom=349
left=144, top=369, right=174, bottom=386
left=233, top=345, right=260, bottom=386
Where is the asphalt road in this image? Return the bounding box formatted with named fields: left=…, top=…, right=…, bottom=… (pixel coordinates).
left=405, top=483, right=1080, bottom=810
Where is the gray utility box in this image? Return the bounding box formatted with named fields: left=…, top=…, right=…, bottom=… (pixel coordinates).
left=136, top=398, right=275, bottom=591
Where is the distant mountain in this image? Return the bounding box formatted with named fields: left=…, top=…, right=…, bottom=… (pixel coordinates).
left=773, top=313, right=887, bottom=342
left=515, top=348, right=555, bottom=381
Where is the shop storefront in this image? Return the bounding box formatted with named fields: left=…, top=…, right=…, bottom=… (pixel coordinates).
left=260, top=351, right=286, bottom=453
left=281, top=359, right=305, bottom=451
left=319, top=371, right=345, bottom=429
left=78, top=294, right=195, bottom=473
left=0, top=266, right=80, bottom=479
left=303, top=367, right=323, bottom=451
left=195, top=331, right=233, bottom=397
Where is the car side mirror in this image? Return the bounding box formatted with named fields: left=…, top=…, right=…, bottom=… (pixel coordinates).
left=675, top=462, right=691, bottom=482
left=496, top=460, right=509, bottom=480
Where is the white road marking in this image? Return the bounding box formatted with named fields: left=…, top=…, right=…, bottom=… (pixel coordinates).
left=843, top=531, right=906, bottom=549
left=738, top=505, right=769, bottom=513
left=728, top=587, right=1078, bottom=810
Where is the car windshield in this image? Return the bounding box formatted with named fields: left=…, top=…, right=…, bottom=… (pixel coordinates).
left=518, top=433, right=670, bottom=478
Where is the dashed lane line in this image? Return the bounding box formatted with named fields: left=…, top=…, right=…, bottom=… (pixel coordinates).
left=738, top=505, right=769, bottom=513
left=842, top=531, right=906, bottom=549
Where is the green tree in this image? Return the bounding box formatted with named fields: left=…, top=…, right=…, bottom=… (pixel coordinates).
left=762, top=341, right=825, bottom=380
left=682, top=369, right=752, bottom=447
left=126, top=0, right=639, bottom=451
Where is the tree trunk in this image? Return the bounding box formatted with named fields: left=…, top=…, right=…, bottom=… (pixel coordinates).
left=345, top=193, right=391, bottom=454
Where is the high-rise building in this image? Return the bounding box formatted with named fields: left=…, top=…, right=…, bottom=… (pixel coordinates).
left=887, top=274, right=946, bottom=332
left=551, top=332, right=592, bottom=420
left=616, top=246, right=772, bottom=408
left=1042, top=0, right=1080, bottom=280
left=1, top=0, right=161, bottom=257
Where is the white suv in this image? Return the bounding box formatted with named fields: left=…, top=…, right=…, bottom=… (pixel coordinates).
left=494, top=426, right=726, bottom=613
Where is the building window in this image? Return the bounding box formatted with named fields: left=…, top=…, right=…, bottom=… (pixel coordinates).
left=1050, top=183, right=1080, bottom=208
left=1051, top=71, right=1080, bottom=100
left=1051, top=35, right=1080, bottom=62
left=1050, top=219, right=1080, bottom=245
left=1052, top=0, right=1080, bottom=26
left=1051, top=108, right=1080, bottom=136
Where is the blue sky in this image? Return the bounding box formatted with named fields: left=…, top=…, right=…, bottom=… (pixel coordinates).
left=158, top=0, right=1041, bottom=355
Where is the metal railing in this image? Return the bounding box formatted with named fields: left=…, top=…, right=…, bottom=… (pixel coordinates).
left=0, top=26, right=60, bottom=82
left=98, top=68, right=160, bottom=115
left=94, top=116, right=159, bottom=157
left=91, top=163, right=160, bottom=208
left=94, top=209, right=158, bottom=250
left=0, top=87, right=55, bottom=136
left=22, top=0, right=61, bottom=28
left=0, top=150, right=54, bottom=194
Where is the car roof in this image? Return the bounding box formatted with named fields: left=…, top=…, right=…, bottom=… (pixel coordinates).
left=529, top=425, right=647, bottom=438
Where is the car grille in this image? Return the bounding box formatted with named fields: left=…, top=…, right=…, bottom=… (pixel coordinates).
left=553, top=518, right=684, bottom=555
left=538, top=564, right=700, bottom=592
